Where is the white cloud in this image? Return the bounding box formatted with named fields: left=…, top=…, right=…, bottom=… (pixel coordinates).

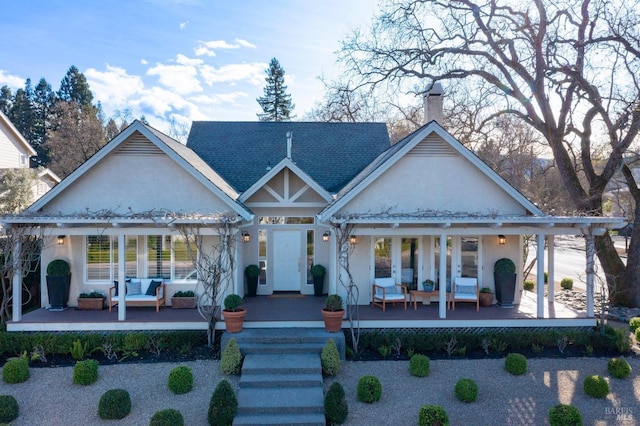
left=0, top=69, right=25, bottom=89
left=199, top=63, right=266, bottom=86
left=235, top=38, right=257, bottom=49
left=140, top=59, right=148, bottom=65
left=85, top=65, right=145, bottom=108
left=175, top=54, right=203, bottom=66
left=146, top=62, right=202, bottom=95
left=189, top=91, right=248, bottom=105
left=194, top=39, right=256, bottom=56
left=179, top=21, right=189, bottom=30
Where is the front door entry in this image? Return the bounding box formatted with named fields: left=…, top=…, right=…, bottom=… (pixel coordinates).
left=273, top=230, right=301, bottom=291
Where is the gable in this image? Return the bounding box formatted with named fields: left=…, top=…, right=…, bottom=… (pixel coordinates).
left=0, top=112, right=36, bottom=169
left=243, top=167, right=329, bottom=208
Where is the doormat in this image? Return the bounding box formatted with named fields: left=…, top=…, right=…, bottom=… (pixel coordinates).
left=268, top=293, right=306, bottom=298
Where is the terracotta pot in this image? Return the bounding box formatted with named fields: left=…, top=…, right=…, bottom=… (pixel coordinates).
left=321, top=309, right=344, bottom=332
left=77, top=297, right=104, bottom=310
left=171, top=297, right=196, bottom=309
left=479, top=292, right=493, bottom=307
left=224, top=308, right=247, bottom=333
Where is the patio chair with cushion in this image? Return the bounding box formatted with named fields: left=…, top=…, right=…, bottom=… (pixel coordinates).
left=450, top=277, right=479, bottom=311
left=372, top=277, right=408, bottom=311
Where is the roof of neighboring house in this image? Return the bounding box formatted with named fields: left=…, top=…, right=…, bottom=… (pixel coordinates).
left=187, top=121, right=391, bottom=193
left=0, top=110, right=37, bottom=157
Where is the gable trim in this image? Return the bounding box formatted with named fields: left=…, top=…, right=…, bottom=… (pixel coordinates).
left=0, top=111, right=37, bottom=157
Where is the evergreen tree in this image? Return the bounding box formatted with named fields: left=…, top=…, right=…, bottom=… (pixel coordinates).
left=9, top=85, right=33, bottom=144
left=256, top=58, right=295, bottom=121
left=57, top=65, right=94, bottom=108
left=0, top=86, right=12, bottom=115
left=31, top=78, right=56, bottom=165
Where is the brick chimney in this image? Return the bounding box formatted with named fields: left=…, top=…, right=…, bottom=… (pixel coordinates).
left=423, top=83, right=444, bottom=124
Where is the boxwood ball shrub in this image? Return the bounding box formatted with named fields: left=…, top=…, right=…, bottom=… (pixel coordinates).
left=73, top=359, right=99, bottom=385
left=523, top=280, right=534, bottom=291
left=409, top=354, right=430, bottom=377
left=321, top=340, right=341, bottom=376
left=357, top=375, right=382, bottom=403
left=168, top=366, right=194, bottom=394
left=2, top=358, right=30, bottom=384
left=208, top=379, right=237, bottom=426
left=505, top=353, right=527, bottom=376
left=98, top=388, right=131, bottom=420
left=220, top=338, right=242, bottom=375
left=583, top=375, right=609, bottom=398
left=607, top=358, right=632, bottom=379
left=418, top=405, right=449, bottom=426
left=324, top=381, right=348, bottom=425
left=0, top=395, right=19, bottom=423
left=629, top=317, right=640, bottom=333
left=454, top=378, right=478, bottom=403
left=150, top=408, right=184, bottom=426
left=548, top=404, right=583, bottom=426
left=560, top=278, right=573, bottom=290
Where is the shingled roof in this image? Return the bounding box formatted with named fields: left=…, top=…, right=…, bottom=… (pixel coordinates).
left=186, top=121, right=390, bottom=193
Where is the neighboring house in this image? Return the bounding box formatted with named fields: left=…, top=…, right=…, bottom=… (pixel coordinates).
left=1, top=91, right=622, bottom=331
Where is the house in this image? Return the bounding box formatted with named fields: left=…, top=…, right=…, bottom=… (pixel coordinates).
left=1, top=91, right=623, bottom=332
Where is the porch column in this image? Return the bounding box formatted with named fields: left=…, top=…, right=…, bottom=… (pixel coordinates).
left=12, top=239, right=22, bottom=322
left=536, top=234, right=545, bottom=318
left=585, top=233, right=595, bottom=317
left=547, top=235, right=555, bottom=303
left=329, top=233, right=338, bottom=295
left=438, top=234, right=447, bottom=319
left=117, top=234, right=126, bottom=321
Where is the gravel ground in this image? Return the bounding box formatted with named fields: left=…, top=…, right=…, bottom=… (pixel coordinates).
left=0, top=357, right=638, bottom=425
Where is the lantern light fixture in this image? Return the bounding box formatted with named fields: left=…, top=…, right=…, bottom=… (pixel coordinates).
left=242, top=232, right=250, bottom=243
left=498, top=234, right=506, bottom=245
left=322, top=231, right=331, bottom=242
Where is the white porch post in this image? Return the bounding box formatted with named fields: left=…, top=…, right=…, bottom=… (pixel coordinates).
left=547, top=235, right=555, bottom=303
left=438, top=234, right=447, bottom=319
left=11, top=239, right=22, bottom=322
left=117, top=234, right=126, bottom=321
left=585, top=233, right=595, bottom=317
left=330, top=233, right=338, bottom=295
left=536, top=234, right=545, bottom=318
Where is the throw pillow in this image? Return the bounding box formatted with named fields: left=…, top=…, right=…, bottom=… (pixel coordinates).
left=126, top=280, right=142, bottom=295
left=146, top=280, right=162, bottom=296
left=113, top=279, right=131, bottom=297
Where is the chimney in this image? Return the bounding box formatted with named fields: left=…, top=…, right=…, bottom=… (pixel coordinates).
left=286, top=131, right=292, bottom=159
left=423, top=83, right=444, bottom=124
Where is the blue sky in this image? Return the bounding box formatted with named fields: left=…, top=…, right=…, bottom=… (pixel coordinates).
left=0, top=0, right=378, bottom=132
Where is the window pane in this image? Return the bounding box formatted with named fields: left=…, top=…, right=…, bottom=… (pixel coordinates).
left=173, top=235, right=196, bottom=280
left=374, top=238, right=392, bottom=278
left=461, top=237, right=478, bottom=278
left=259, top=229, right=267, bottom=285
left=306, top=230, right=314, bottom=284
left=401, top=238, right=418, bottom=290
left=147, top=235, right=170, bottom=279
left=113, top=236, right=138, bottom=279
left=87, top=235, right=111, bottom=281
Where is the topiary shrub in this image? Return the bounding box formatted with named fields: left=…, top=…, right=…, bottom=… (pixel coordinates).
left=73, top=359, right=99, bottom=385
left=523, top=281, right=534, bottom=291
left=630, top=317, right=640, bottom=333
left=150, top=408, right=184, bottom=426
left=505, top=353, right=527, bottom=376
left=2, top=358, right=30, bottom=384
left=607, top=358, right=631, bottom=379
left=583, top=375, right=609, bottom=398
left=168, top=366, right=193, bottom=394
left=418, top=404, right=449, bottom=426
left=98, top=388, right=131, bottom=420
left=560, top=278, right=573, bottom=290
left=409, top=354, right=430, bottom=377
left=208, top=379, right=237, bottom=426
left=357, top=375, right=382, bottom=403
left=321, top=340, right=341, bottom=376
left=548, top=404, right=582, bottom=426
left=454, top=378, right=478, bottom=403
left=0, top=395, right=19, bottom=423
left=324, top=381, right=348, bottom=425
left=494, top=258, right=516, bottom=274
left=220, top=338, right=242, bottom=375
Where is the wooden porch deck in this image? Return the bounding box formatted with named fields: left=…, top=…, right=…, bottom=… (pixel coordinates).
left=7, top=291, right=594, bottom=332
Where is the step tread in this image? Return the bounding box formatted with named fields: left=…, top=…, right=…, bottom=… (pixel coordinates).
left=243, top=353, right=320, bottom=369
left=240, top=372, right=322, bottom=387
left=233, top=413, right=326, bottom=425
left=237, top=386, right=323, bottom=409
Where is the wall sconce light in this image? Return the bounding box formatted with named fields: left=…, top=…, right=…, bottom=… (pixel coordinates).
left=498, top=234, right=506, bottom=245
left=322, top=231, right=331, bottom=242
left=349, top=235, right=357, bottom=245
left=57, top=235, right=66, bottom=245
left=242, top=232, right=250, bottom=243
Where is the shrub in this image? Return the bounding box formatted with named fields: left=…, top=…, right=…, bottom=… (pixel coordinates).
left=544, top=271, right=548, bottom=284
left=548, top=404, right=582, bottom=426
left=418, top=405, right=449, bottom=426
left=454, top=378, right=478, bottom=403
left=560, top=278, right=573, bottom=290
left=73, top=359, right=99, bottom=385
left=409, top=354, right=430, bottom=377
left=523, top=281, right=534, bottom=291
left=324, top=381, right=348, bottom=425
left=208, top=379, right=237, bottom=426
left=321, top=340, right=341, bottom=376
left=324, top=294, right=343, bottom=311
left=70, top=339, right=88, bottom=361
left=46, top=259, right=70, bottom=276
left=494, top=258, right=516, bottom=274
left=150, top=408, right=184, bottom=426
left=98, top=388, right=131, bottom=420
left=505, top=353, right=527, bottom=376
left=607, top=358, right=631, bottom=379
left=223, top=294, right=242, bottom=312
left=172, top=290, right=195, bottom=298
left=0, top=395, right=19, bottom=423
left=357, top=375, right=382, bottom=403
left=583, top=375, right=609, bottom=398
left=168, top=366, right=193, bottom=394
left=220, top=338, right=242, bottom=375
left=629, top=317, right=640, bottom=332
left=2, top=358, right=29, bottom=384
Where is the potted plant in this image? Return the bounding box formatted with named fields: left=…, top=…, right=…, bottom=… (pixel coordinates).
left=244, top=265, right=260, bottom=297
left=310, top=264, right=326, bottom=297
left=479, top=287, right=493, bottom=307
left=171, top=290, right=196, bottom=309
left=321, top=294, right=344, bottom=332
left=494, top=258, right=516, bottom=308
left=223, top=294, right=246, bottom=333
left=77, top=291, right=105, bottom=310
left=46, top=259, right=71, bottom=311
left=422, top=279, right=435, bottom=292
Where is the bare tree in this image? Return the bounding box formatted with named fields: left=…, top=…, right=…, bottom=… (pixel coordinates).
left=0, top=169, right=39, bottom=214
left=340, top=0, right=640, bottom=306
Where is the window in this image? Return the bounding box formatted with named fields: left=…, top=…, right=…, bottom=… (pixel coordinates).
left=114, top=236, right=138, bottom=279
left=306, top=230, right=314, bottom=284
left=258, top=216, right=314, bottom=225
left=86, top=235, right=111, bottom=281
left=173, top=235, right=195, bottom=280
left=258, top=229, right=267, bottom=285
left=374, top=238, right=392, bottom=278
left=147, top=235, right=171, bottom=279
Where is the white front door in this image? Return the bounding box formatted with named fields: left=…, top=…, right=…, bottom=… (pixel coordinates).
left=273, top=230, right=302, bottom=291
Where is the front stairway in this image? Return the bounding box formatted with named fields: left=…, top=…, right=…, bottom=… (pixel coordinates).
left=223, top=328, right=345, bottom=426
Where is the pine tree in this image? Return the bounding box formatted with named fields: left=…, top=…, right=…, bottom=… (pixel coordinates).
left=58, top=65, right=94, bottom=108
left=256, top=58, right=295, bottom=121
left=31, top=78, right=56, bottom=165
left=0, top=86, right=12, bottom=115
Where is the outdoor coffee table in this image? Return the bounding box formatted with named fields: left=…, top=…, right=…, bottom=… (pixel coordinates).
left=409, top=290, right=440, bottom=309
